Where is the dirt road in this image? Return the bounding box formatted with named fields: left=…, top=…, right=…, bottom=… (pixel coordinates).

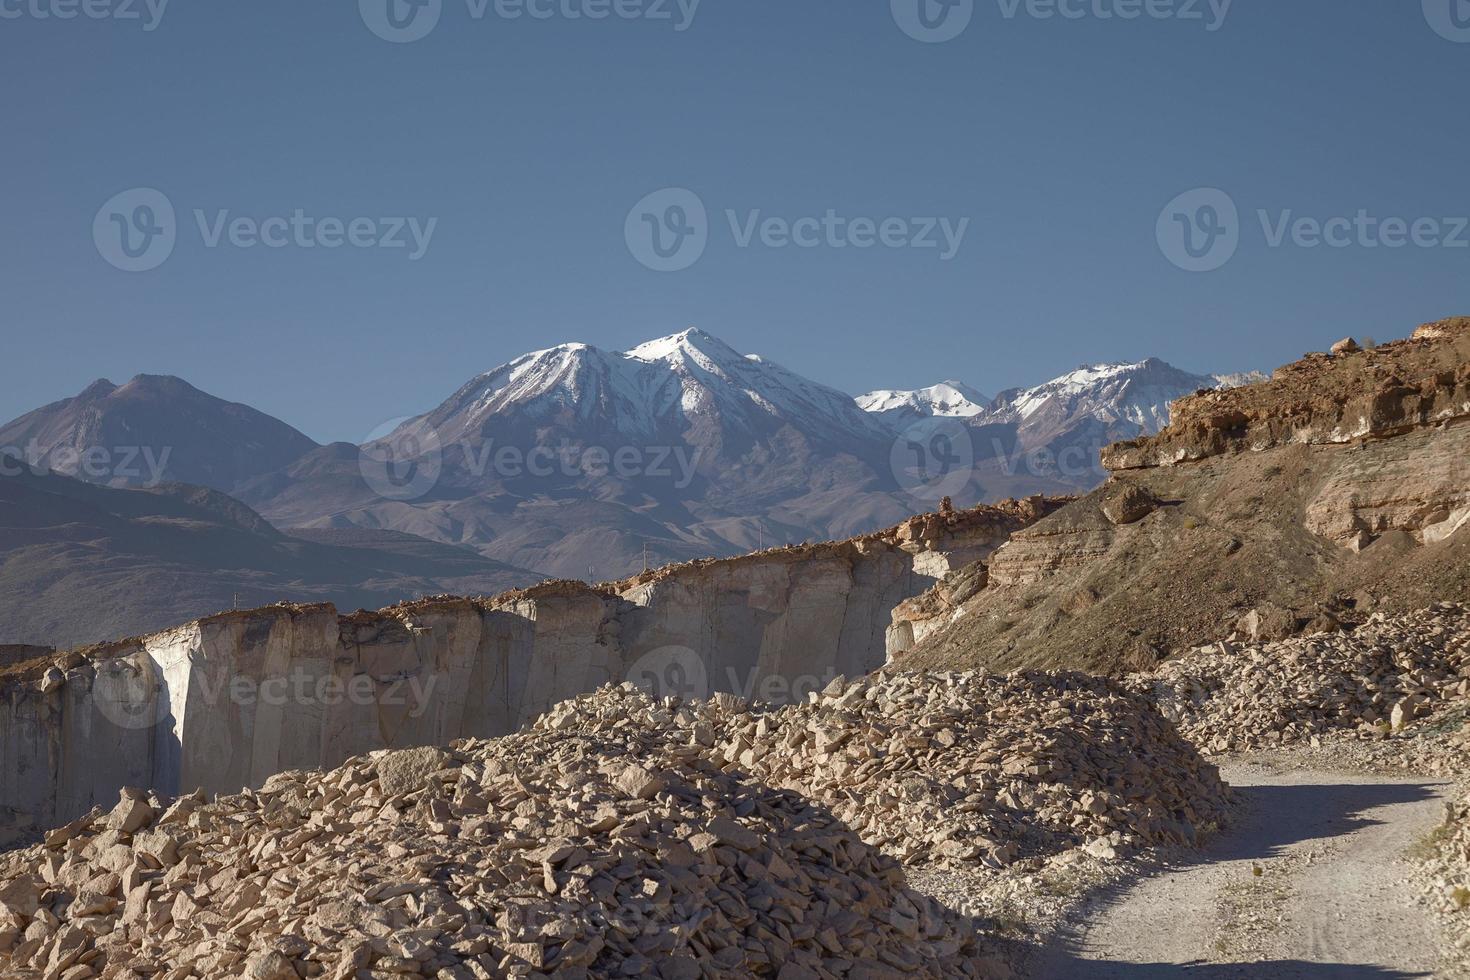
left=1033, top=760, right=1450, bottom=979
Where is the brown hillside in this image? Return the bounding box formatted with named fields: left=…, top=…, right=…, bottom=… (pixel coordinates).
left=897, top=318, right=1470, bottom=674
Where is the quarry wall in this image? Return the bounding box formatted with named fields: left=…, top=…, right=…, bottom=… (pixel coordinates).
left=0, top=501, right=1054, bottom=837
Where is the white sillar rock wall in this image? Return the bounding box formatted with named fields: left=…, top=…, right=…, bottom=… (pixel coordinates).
left=1, top=503, right=1052, bottom=836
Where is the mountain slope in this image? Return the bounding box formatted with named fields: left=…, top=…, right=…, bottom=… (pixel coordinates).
left=981, top=358, right=1224, bottom=432
left=856, top=381, right=989, bottom=425
left=0, top=375, right=319, bottom=494
left=893, top=318, right=1470, bottom=674
left=397, top=328, right=891, bottom=456
left=241, top=330, right=916, bottom=579
left=0, top=464, right=534, bottom=648
left=4, top=336, right=1267, bottom=590
left=863, top=359, right=1266, bottom=499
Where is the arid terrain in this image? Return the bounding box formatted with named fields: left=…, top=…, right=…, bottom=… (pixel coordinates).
left=1, top=319, right=1468, bottom=979
left=894, top=318, right=1470, bottom=673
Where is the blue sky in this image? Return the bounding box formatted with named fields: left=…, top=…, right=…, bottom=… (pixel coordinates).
left=2, top=0, right=1466, bottom=443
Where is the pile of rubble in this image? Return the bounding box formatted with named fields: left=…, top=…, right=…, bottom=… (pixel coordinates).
left=0, top=720, right=1016, bottom=980
left=1422, top=786, right=1470, bottom=923
left=1422, top=787, right=1470, bottom=963
left=0, top=669, right=1233, bottom=980
left=1131, top=603, right=1470, bottom=753
left=540, top=671, right=1232, bottom=868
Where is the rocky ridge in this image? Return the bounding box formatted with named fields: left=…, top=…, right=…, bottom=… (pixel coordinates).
left=894, top=318, right=1470, bottom=673
left=1103, top=317, right=1470, bottom=472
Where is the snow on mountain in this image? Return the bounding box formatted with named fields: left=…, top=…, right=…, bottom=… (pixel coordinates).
left=860, top=359, right=1261, bottom=438
left=855, top=382, right=989, bottom=424
left=982, top=358, right=1221, bottom=434
left=1211, top=370, right=1271, bottom=390
left=397, top=328, right=890, bottom=450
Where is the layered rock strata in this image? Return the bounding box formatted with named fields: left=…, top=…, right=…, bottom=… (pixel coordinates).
left=1103, top=317, right=1470, bottom=471
left=893, top=319, right=1470, bottom=673
left=0, top=499, right=1061, bottom=837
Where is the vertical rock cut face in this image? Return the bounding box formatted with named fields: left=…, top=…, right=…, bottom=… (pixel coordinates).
left=0, top=499, right=1061, bottom=835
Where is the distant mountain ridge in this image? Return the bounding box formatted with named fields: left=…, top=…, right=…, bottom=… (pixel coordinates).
left=856, top=382, right=989, bottom=425
left=0, top=462, right=532, bottom=648
left=0, top=374, right=318, bottom=494
left=857, top=359, right=1268, bottom=499
left=863, top=359, right=1265, bottom=434
left=237, top=330, right=910, bottom=579
left=1, top=331, right=1264, bottom=586
left=416, top=329, right=891, bottom=449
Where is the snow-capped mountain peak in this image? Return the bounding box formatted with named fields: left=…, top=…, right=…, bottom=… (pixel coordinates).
left=625, top=328, right=743, bottom=367
left=856, top=382, right=989, bottom=424
left=398, top=329, right=890, bottom=453
left=859, top=358, right=1261, bottom=442
left=985, top=357, right=1220, bottom=434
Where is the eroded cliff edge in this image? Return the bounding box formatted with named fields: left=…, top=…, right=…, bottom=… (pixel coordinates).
left=0, top=498, right=1061, bottom=839
left=894, top=318, right=1470, bottom=675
